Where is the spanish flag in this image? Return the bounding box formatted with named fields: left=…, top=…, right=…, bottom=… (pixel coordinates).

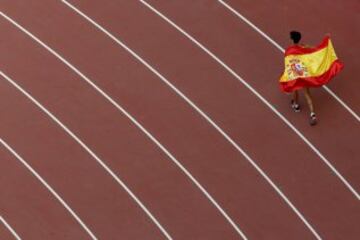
left=279, top=36, right=344, bottom=92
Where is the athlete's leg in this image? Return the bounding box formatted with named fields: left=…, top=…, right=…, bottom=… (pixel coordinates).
left=291, top=90, right=300, bottom=112
left=304, top=88, right=317, bottom=125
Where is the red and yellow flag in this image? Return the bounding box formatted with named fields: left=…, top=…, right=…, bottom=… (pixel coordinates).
left=279, top=36, right=344, bottom=92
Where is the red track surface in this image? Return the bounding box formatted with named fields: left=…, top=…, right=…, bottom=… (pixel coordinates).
left=0, top=1, right=359, bottom=239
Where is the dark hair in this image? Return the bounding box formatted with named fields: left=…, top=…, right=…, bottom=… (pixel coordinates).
left=290, top=31, right=301, bottom=44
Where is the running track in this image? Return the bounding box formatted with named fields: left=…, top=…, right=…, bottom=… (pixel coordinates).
left=0, top=1, right=359, bottom=239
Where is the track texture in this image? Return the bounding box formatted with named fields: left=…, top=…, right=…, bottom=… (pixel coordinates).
left=0, top=1, right=359, bottom=239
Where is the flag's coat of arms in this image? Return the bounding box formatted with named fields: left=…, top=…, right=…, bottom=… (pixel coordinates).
left=287, top=59, right=309, bottom=78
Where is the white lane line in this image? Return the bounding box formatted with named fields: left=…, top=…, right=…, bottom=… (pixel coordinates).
left=0, top=138, right=96, bottom=239
left=139, top=1, right=360, bottom=202
left=61, top=1, right=322, bottom=239
left=218, top=0, right=360, bottom=123
left=0, top=215, right=22, bottom=240
left=0, top=70, right=171, bottom=240
left=4, top=4, right=247, bottom=239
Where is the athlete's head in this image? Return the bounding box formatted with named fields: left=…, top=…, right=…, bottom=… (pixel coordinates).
left=290, top=31, right=302, bottom=44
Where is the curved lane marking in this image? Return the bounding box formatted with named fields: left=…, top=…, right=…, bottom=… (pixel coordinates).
left=0, top=215, right=22, bottom=240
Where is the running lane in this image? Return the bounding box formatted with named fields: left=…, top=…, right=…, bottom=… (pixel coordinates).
left=144, top=1, right=360, bottom=192
left=221, top=0, right=360, bottom=115
left=0, top=4, right=250, bottom=240
left=0, top=142, right=90, bottom=239
left=0, top=1, right=331, bottom=239
left=50, top=1, right=360, bottom=239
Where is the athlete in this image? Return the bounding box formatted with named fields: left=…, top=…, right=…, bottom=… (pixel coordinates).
left=288, top=31, right=317, bottom=125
